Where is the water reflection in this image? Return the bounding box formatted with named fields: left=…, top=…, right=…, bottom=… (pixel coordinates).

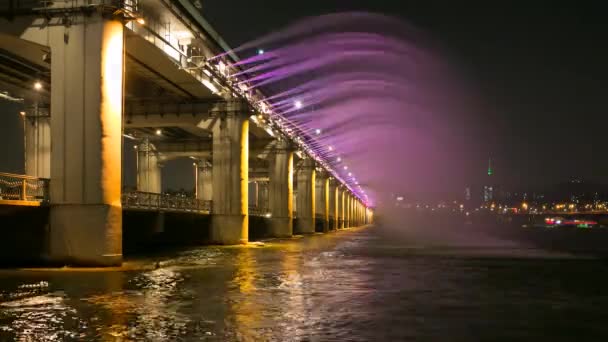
left=2, top=227, right=608, bottom=340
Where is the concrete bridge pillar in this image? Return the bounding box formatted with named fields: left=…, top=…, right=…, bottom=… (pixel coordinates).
left=296, top=158, right=316, bottom=234
left=20, top=14, right=124, bottom=266
left=351, top=195, right=356, bottom=227
left=196, top=161, right=212, bottom=202
left=24, top=110, right=51, bottom=179
left=211, top=101, right=249, bottom=244
left=329, top=180, right=337, bottom=230
left=137, top=140, right=162, bottom=194
left=268, top=139, right=294, bottom=237
left=354, top=200, right=358, bottom=226
left=345, top=194, right=352, bottom=228
left=315, top=171, right=329, bottom=232
left=258, top=181, right=269, bottom=210
left=249, top=181, right=259, bottom=208
left=339, top=187, right=345, bottom=229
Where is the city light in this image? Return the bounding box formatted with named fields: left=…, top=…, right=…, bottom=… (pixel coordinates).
left=294, top=100, right=303, bottom=109
left=19, top=111, right=25, bottom=116
left=315, top=128, right=322, bottom=135
left=348, top=172, right=352, bottom=176
left=337, top=157, right=342, bottom=162
left=258, top=49, right=265, bottom=55
left=328, top=146, right=333, bottom=151
left=343, top=166, right=348, bottom=170
left=136, top=18, right=145, bottom=25
left=33, top=81, right=42, bottom=90
left=155, top=129, right=162, bottom=136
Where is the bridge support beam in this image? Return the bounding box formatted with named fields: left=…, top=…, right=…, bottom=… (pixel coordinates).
left=315, top=172, right=329, bottom=232
left=329, top=180, right=337, bottom=230
left=24, top=114, right=51, bottom=179
left=196, top=161, right=212, bottom=202
left=210, top=102, right=249, bottom=244
left=345, top=194, right=352, bottom=228
left=268, top=140, right=293, bottom=238
left=296, top=158, right=315, bottom=234
left=137, top=140, right=162, bottom=194
left=21, top=16, right=125, bottom=266
left=339, top=188, right=345, bottom=229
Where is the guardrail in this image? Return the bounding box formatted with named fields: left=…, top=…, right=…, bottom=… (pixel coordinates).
left=249, top=206, right=270, bottom=217
left=0, top=172, right=49, bottom=204
left=122, top=191, right=211, bottom=214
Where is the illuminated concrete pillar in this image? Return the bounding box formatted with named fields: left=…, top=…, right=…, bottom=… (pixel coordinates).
left=351, top=196, right=357, bottom=227
left=196, top=161, right=212, bottom=201
left=296, top=158, right=315, bottom=234
left=340, top=187, right=346, bottom=229
left=329, top=180, right=337, bottom=230
left=21, top=15, right=124, bottom=266
left=24, top=111, right=51, bottom=178
left=268, top=140, right=294, bottom=238
left=137, top=140, right=162, bottom=194
left=315, top=171, right=329, bottom=232
left=211, top=102, right=249, bottom=244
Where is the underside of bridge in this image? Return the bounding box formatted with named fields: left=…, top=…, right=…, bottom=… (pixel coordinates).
left=0, top=0, right=371, bottom=266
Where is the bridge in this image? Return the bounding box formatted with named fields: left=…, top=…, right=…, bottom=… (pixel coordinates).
left=0, top=0, right=373, bottom=266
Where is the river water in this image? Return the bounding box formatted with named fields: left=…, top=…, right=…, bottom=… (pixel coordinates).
left=2, top=224, right=608, bottom=341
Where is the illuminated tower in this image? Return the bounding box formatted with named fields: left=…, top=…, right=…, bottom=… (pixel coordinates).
left=483, top=158, right=494, bottom=203
left=487, top=158, right=493, bottom=176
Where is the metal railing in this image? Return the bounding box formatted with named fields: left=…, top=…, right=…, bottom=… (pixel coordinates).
left=0, top=172, right=49, bottom=204
left=122, top=191, right=211, bottom=214
left=249, top=206, right=270, bottom=217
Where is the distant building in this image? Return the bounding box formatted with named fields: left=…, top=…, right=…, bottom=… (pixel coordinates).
left=483, top=158, right=494, bottom=203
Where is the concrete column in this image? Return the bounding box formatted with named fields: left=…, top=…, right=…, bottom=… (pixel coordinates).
left=211, top=102, right=249, bottom=244
left=21, top=15, right=124, bottom=266
left=24, top=112, right=51, bottom=178
left=340, top=188, right=346, bottom=229
left=268, top=140, right=294, bottom=238
left=346, top=192, right=354, bottom=228
left=137, top=140, right=162, bottom=193
left=258, top=181, right=269, bottom=210
left=315, top=172, right=329, bottom=232
left=351, top=196, right=356, bottom=227
left=196, top=161, right=212, bottom=201
left=329, top=180, right=337, bottom=230
left=248, top=181, right=259, bottom=208
left=296, top=158, right=315, bottom=234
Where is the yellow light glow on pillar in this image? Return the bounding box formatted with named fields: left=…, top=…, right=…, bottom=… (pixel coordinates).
left=287, top=151, right=294, bottom=218
left=100, top=20, right=124, bottom=206
left=240, top=118, right=249, bottom=244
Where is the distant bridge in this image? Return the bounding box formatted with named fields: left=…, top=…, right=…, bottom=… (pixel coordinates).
left=0, top=0, right=373, bottom=266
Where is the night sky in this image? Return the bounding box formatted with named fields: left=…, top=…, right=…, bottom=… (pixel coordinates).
left=1, top=1, right=606, bottom=198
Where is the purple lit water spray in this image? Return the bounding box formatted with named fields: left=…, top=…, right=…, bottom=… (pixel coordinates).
left=216, top=12, right=474, bottom=207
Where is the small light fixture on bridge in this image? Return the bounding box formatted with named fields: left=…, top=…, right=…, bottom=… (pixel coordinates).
left=258, top=49, right=265, bottom=55
left=136, top=17, right=145, bottom=25
left=133, top=145, right=138, bottom=149
left=328, top=146, right=333, bottom=151
left=337, top=157, right=341, bottom=162
left=33, top=81, right=42, bottom=91
left=315, top=128, right=321, bottom=135
left=294, top=100, right=303, bottom=109
left=265, top=213, right=272, bottom=218
left=343, top=165, right=348, bottom=170
left=19, top=111, right=25, bottom=116
left=155, top=129, right=162, bottom=136
left=348, top=172, right=352, bottom=177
